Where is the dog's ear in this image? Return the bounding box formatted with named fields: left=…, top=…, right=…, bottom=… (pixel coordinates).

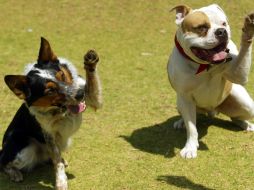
left=4, top=75, right=30, bottom=100
left=170, top=5, right=192, bottom=25
left=38, top=37, right=58, bottom=62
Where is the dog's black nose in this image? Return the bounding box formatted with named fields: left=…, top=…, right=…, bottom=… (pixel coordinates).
left=215, top=28, right=228, bottom=39
left=75, top=89, right=85, bottom=101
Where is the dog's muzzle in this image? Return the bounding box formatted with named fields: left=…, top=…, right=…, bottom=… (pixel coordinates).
left=215, top=28, right=228, bottom=41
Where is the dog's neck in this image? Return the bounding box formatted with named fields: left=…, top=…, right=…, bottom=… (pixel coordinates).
left=28, top=105, right=67, bottom=117
left=174, top=35, right=210, bottom=74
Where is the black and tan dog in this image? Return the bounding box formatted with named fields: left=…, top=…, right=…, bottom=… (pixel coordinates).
left=0, top=37, right=102, bottom=190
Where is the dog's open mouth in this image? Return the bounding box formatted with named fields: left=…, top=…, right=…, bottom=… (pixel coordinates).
left=191, top=41, right=229, bottom=64
left=67, top=102, right=86, bottom=114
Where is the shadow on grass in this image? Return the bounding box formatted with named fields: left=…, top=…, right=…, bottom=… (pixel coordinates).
left=157, top=175, right=215, bottom=190
left=0, top=164, right=75, bottom=190
left=120, top=115, right=241, bottom=158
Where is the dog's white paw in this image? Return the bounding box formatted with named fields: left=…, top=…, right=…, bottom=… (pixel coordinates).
left=180, top=140, right=199, bottom=159
left=245, top=123, right=254, bottom=131
left=243, top=12, right=254, bottom=39
left=56, top=176, right=68, bottom=190
left=180, top=146, right=197, bottom=159
left=56, top=163, right=68, bottom=190
left=173, top=118, right=185, bottom=129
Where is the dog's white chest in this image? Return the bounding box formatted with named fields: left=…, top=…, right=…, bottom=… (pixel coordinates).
left=168, top=52, right=231, bottom=110
left=191, top=74, right=230, bottom=109
left=29, top=107, right=82, bottom=150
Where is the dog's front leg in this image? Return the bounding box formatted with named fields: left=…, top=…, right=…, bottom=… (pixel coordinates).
left=226, top=13, right=254, bottom=84
left=83, top=50, right=102, bottom=110
left=177, top=95, right=199, bottom=159
left=44, top=133, right=67, bottom=190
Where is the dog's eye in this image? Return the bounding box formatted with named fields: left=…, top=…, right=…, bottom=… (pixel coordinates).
left=45, top=88, right=57, bottom=96
left=198, top=25, right=208, bottom=30
left=194, top=24, right=209, bottom=33
left=222, top=22, right=227, bottom=27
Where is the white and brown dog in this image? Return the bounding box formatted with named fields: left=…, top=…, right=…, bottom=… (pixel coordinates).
left=168, top=4, right=254, bottom=158
left=0, top=38, right=102, bottom=189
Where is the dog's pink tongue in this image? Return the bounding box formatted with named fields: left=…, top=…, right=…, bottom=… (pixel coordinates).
left=212, top=51, right=228, bottom=62
left=68, top=102, right=86, bottom=114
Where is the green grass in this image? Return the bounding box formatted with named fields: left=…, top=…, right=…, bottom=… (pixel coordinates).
left=0, top=0, right=254, bottom=189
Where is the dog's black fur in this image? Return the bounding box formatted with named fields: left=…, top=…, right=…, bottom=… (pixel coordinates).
left=0, top=104, right=45, bottom=166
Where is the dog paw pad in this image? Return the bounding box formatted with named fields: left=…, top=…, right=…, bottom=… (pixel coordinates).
left=243, top=12, right=254, bottom=38
left=84, top=50, right=99, bottom=65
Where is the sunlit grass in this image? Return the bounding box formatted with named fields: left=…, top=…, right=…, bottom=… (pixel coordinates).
left=0, top=0, right=254, bottom=189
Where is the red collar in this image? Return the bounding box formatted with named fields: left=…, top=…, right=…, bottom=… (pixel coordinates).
left=174, top=35, right=209, bottom=74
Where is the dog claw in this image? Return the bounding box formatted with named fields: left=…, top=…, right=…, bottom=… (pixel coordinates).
left=180, top=140, right=199, bottom=159
left=173, top=118, right=185, bottom=129
left=243, top=12, right=254, bottom=38
left=4, top=167, right=23, bottom=182
left=180, top=147, right=197, bottom=159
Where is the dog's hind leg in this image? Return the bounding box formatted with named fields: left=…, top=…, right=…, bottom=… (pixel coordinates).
left=217, top=84, right=254, bottom=131
left=1, top=139, right=48, bottom=182
left=3, top=165, right=23, bottom=182
left=83, top=50, right=102, bottom=110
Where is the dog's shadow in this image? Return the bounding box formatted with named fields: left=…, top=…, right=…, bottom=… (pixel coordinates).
left=157, top=175, right=216, bottom=190
left=0, top=164, right=75, bottom=190
left=120, top=115, right=241, bottom=157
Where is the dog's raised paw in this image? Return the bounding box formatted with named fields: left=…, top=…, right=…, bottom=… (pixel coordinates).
left=243, top=12, right=254, bottom=38
left=84, top=50, right=99, bottom=71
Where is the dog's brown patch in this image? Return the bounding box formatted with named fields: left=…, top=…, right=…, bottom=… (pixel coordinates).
left=46, top=81, right=58, bottom=90
left=55, top=66, right=73, bottom=84
left=32, top=82, right=65, bottom=107
left=182, top=11, right=211, bottom=36
left=171, top=5, right=192, bottom=17
left=4, top=75, right=28, bottom=100
left=32, top=95, right=65, bottom=107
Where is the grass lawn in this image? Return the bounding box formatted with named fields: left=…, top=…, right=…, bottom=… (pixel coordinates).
left=1, top=0, right=254, bottom=189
